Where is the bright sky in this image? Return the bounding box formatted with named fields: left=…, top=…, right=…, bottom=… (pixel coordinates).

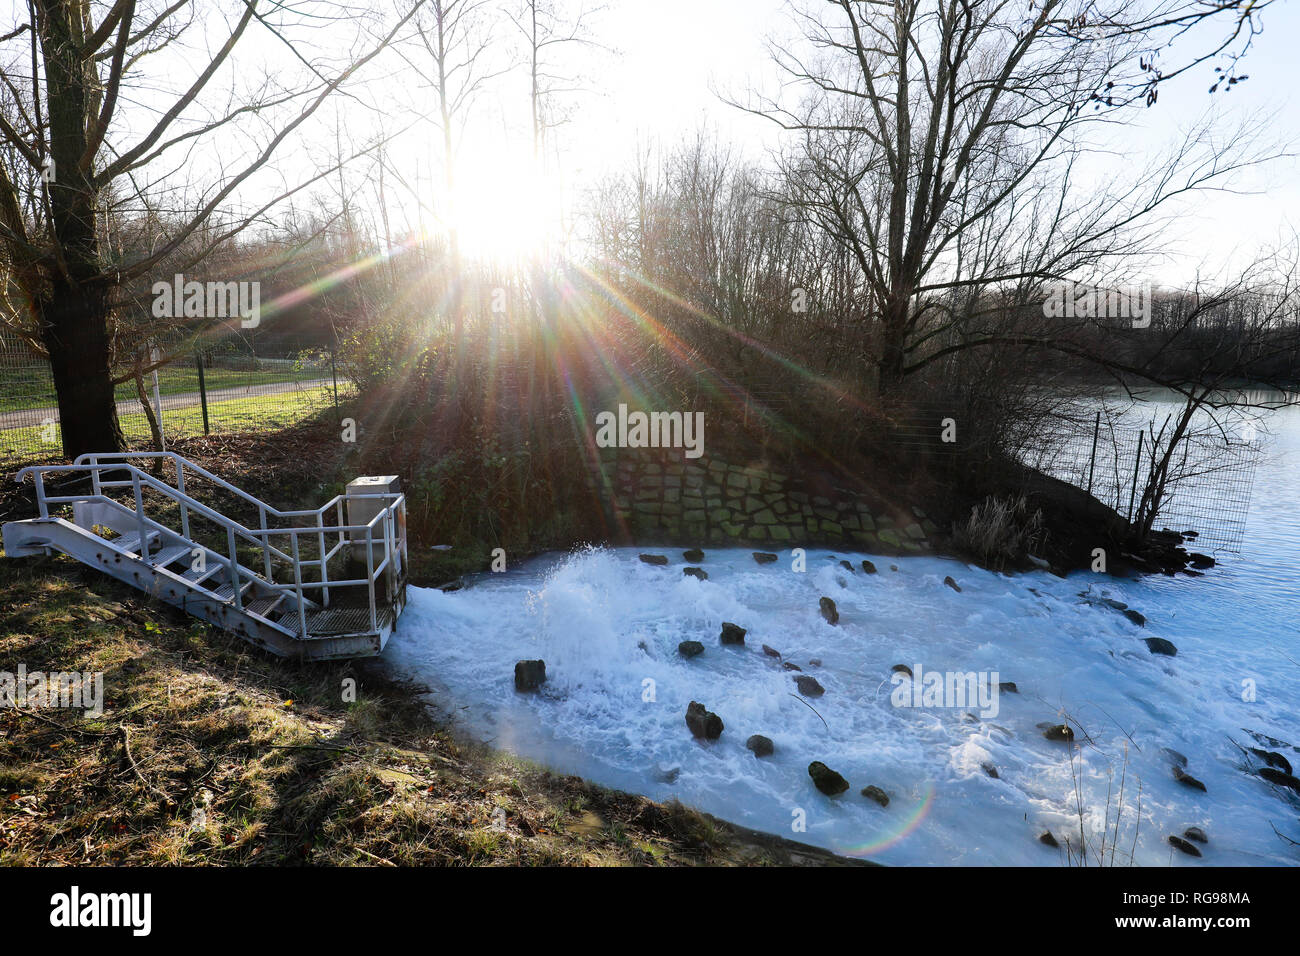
left=5, top=0, right=1295, bottom=285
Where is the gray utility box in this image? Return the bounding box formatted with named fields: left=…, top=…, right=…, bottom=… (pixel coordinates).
left=346, top=475, right=402, bottom=566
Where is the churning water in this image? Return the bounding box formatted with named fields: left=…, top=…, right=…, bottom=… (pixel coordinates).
left=385, top=402, right=1300, bottom=865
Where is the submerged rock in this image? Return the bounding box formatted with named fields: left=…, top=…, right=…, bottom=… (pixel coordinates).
left=1259, top=767, right=1300, bottom=794
left=682, top=548, right=705, bottom=563
left=943, top=575, right=962, bottom=592
left=861, top=559, right=877, bottom=574
left=685, top=701, right=724, bottom=740
left=1145, top=637, right=1178, bottom=656
left=809, top=658, right=822, bottom=667
left=720, top=622, right=747, bottom=645
left=683, top=566, right=708, bottom=581
left=819, top=596, right=839, bottom=625
left=891, top=664, right=913, bottom=678
left=653, top=764, right=681, bottom=784
left=794, top=675, right=825, bottom=697
left=1183, top=826, right=1208, bottom=844
left=638, top=553, right=669, bottom=566
left=514, top=659, right=546, bottom=692
left=752, top=551, right=779, bottom=565
left=678, top=640, right=705, bottom=659
left=1249, top=748, right=1293, bottom=775
left=761, top=644, right=781, bottom=658
left=998, top=681, right=1019, bottom=694
left=861, top=785, right=890, bottom=807
left=1039, top=831, right=1059, bottom=848
left=1174, top=766, right=1207, bottom=792
left=890, top=564, right=899, bottom=572
left=746, top=734, right=774, bottom=757
left=1043, top=724, right=1075, bottom=742
left=1168, top=835, right=1202, bottom=857
left=782, top=661, right=803, bottom=672
left=808, top=761, right=850, bottom=796
left=982, top=762, right=1000, bottom=779
left=1159, top=747, right=1189, bottom=769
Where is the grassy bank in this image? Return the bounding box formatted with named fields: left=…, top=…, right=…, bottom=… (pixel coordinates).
left=0, top=553, right=863, bottom=866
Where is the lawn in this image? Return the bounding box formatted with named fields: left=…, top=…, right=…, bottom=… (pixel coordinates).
left=0, top=384, right=350, bottom=466
left=0, top=359, right=337, bottom=415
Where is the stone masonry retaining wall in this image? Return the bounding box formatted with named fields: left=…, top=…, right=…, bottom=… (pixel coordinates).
left=588, top=447, right=942, bottom=553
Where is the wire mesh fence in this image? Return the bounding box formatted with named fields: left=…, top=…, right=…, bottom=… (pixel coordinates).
left=1018, top=410, right=1260, bottom=555
left=0, top=337, right=352, bottom=468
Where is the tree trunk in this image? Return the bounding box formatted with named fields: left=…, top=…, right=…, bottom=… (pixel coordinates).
left=38, top=277, right=125, bottom=458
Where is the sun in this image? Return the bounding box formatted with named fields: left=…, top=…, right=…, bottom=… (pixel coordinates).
left=445, top=156, right=561, bottom=264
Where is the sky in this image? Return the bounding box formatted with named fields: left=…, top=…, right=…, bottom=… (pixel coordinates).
left=3, top=0, right=1296, bottom=285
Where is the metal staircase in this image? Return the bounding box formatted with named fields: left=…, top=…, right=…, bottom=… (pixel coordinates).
left=3, top=452, right=407, bottom=660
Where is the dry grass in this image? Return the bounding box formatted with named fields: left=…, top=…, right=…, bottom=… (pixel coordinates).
left=951, top=494, right=1044, bottom=569
left=0, top=553, right=863, bottom=867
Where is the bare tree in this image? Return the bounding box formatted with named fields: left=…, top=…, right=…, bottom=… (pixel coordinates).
left=0, top=0, right=423, bottom=457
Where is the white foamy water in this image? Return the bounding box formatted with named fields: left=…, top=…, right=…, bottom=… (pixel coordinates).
left=385, top=405, right=1300, bottom=866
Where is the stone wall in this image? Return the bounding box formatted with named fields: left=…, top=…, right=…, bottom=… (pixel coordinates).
left=590, top=447, right=942, bottom=553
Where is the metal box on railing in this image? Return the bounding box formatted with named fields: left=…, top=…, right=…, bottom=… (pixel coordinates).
left=345, top=475, right=402, bottom=565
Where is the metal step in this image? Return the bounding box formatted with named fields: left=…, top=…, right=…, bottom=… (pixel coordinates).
left=111, top=530, right=161, bottom=555
left=180, top=560, right=224, bottom=586
left=244, top=592, right=289, bottom=619
left=149, top=544, right=192, bottom=568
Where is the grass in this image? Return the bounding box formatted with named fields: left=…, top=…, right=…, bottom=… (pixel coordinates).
left=0, top=361, right=332, bottom=415
left=0, top=385, right=349, bottom=465
left=0, top=552, right=864, bottom=866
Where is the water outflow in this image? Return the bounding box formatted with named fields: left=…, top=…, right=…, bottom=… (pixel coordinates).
left=389, top=538, right=1300, bottom=866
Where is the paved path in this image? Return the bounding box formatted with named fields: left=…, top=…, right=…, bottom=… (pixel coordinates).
left=0, top=378, right=334, bottom=431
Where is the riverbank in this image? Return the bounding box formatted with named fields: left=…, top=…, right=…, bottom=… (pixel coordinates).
left=0, top=553, right=869, bottom=865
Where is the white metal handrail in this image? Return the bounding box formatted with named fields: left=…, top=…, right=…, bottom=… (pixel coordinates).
left=16, top=454, right=406, bottom=637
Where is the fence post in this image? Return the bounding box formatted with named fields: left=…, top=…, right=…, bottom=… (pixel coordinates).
left=1127, top=430, right=1144, bottom=526
left=1086, top=411, right=1100, bottom=497
left=330, top=347, right=341, bottom=420
left=195, top=352, right=210, bottom=436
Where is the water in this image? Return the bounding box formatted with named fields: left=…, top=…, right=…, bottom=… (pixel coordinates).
left=384, top=400, right=1300, bottom=865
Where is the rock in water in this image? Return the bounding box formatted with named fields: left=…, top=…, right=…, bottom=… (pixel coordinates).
left=761, top=644, right=781, bottom=658
left=1159, top=747, right=1189, bottom=769
left=1145, top=637, right=1177, bottom=656
left=746, top=734, right=774, bottom=757
left=1168, top=835, right=1202, bottom=857
left=1173, top=766, right=1207, bottom=792
left=1123, top=608, right=1147, bottom=627
left=682, top=548, right=705, bottom=563
left=1250, top=748, right=1293, bottom=775
left=720, top=622, right=747, bottom=645
left=1188, top=552, right=1215, bottom=569
left=794, top=675, right=825, bottom=697
left=1043, top=724, right=1074, bottom=742
left=683, top=566, right=708, bottom=581
left=998, top=681, right=1019, bottom=694
left=838, top=559, right=855, bottom=573
left=514, top=659, right=546, bottom=692
left=1039, top=831, right=1059, bottom=848
left=808, top=761, right=850, bottom=796
left=819, top=596, right=839, bottom=625
left=982, top=763, right=1000, bottom=779
left=861, top=785, right=890, bottom=807
left=1183, top=827, right=1208, bottom=844
left=891, top=664, right=914, bottom=678
left=678, top=640, right=705, bottom=659
left=752, top=551, right=779, bottom=565
left=1259, top=767, right=1300, bottom=794
left=638, top=553, right=668, bottom=566
left=782, top=661, right=803, bottom=671
left=861, top=560, right=877, bottom=574
left=943, top=575, right=962, bottom=592
left=685, top=701, right=723, bottom=740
